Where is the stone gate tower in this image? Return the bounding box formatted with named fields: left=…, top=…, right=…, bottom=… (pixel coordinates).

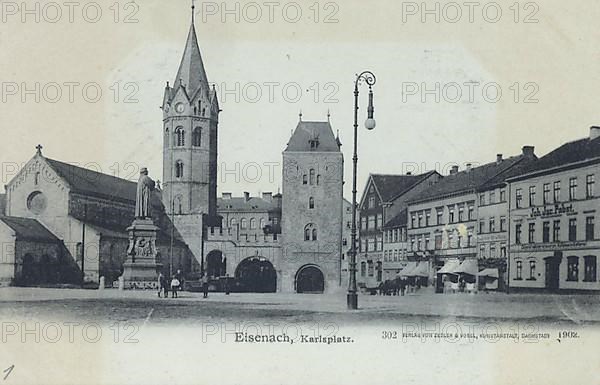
left=162, top=11, right=219, bottom=264
left=281, top=119, right=344, bottom=293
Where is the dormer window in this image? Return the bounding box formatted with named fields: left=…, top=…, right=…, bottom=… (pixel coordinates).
left=309, top=139, right=319, bottom=149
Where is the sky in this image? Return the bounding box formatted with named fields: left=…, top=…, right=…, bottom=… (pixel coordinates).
left=1, top=0, right=599, bottom=199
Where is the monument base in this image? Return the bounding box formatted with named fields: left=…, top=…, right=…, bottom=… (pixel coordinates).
left=123, top=218, right=162, bottom=290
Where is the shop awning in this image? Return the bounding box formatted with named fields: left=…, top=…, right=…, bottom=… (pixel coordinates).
left=477, top=268, right=499, bottom=279
left=455, top=259, right=479, bottom=276
left=437, top=259, right=461, bottom=274
left=397, top=262, right=418, bottom=277
left=408, top=263, right=429, bottom=278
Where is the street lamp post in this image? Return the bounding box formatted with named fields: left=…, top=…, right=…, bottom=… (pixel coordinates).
left=348, top=71, right=376, bottom=310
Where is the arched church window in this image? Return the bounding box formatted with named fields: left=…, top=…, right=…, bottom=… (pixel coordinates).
left=175, top=161, right=184, bottom=178
left=202, top=108, right=206, bottom=116
left=34, top=172, right=40, bottom=186
left=230, top=218, right=237, bottom=228
left=309, top=197, right=314, bottom=209
left=309, top=169, right=315, bottom=185
left=175, top=195, right=183, bottom=214
left=175, top=127, right=185, bottom=147
left=317, top=175, right=321, bottom=185
left=259, top=218, right=265, bottom=229
left=240, top=218, right=247, bottom=229
left=193, top=127, right=202, bottom=147
left=302, top=174, right=308, bottom=185
left=250, top=218, right=257, bottom=230
left=304, top=223, right=317, bottom=241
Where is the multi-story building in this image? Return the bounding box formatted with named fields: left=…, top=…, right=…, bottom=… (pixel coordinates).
left=381, top=210, right=409, bottom=281
left=357, top=172, right=441, bottom=289
left=407, top=147, right=536, bottom=291
left=217, top=192, right=282, bottom=239
left=507, top=127, right=600, bottom=292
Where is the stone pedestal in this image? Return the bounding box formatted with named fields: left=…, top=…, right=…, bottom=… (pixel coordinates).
left=122, top=219, right=162, bottom=290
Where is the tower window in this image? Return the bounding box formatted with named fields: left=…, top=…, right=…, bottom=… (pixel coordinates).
left=175, top=127, right=185, bottom=147
left=309, top=169, right=315, bottom=185
left=302, top=174, right=307, bottom=185
left=175, top=160, right=184, bottom=178
left=193, top=127, right=202, bottom=147
left=240, top=218, right=247, bottom=229
left=309, top=197, right=315, bottom=209
left=317, top=175, right=321, bottom=185
left=175, top=195, right=183, bottom=214
left=34, top=172, right=40, bottom=186
left=304, top=224, right=317, bottom=241
left=250, top=218, right=257, bottom=230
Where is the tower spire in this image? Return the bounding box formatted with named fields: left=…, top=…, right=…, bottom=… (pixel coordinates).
left=173, top=7, right=209, bottom=98
left=191, top=0, right=195, bottom=23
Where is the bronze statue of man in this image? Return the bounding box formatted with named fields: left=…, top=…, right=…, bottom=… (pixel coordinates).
left=135, top=168, right=155, bottom=219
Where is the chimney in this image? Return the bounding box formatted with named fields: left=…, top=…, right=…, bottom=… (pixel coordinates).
left=450, top=165, right=459, bottom=175
left=590, top=126, right=600, bottom=140
left=522, top=146, right=535, bottom=158
left=496, top=154, right=503, bottom=164
left=244, top=192, right=250, bottom=201
left=466, top=163, right=473, bottom=172
left=262, top=192, right=273, bottom=201
left=406, top=172, right=412, bottom=176
left=222, top=192, right=232, bottom=200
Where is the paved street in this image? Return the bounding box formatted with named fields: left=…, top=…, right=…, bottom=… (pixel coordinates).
left=1, top=287, right=599, bottom=325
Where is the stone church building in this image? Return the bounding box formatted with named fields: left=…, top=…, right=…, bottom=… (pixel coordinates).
left=0, top=13, right=344, bottom=294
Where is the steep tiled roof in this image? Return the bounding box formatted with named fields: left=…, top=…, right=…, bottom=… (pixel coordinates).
left=0, top=216, right=59, bottom=241
left=371, top=171, right=437, bottom=202
left=508, top=136, right=600, bottom=180
left=384, top=209, right=407, bottom=229
left=285, top=121, right=340, bottom=152
left=173, top=22, right=209, bottom=99
left=46, top=158, right=137, bottom=203
left=412, top=155, right=529, bottom=203
left=217, top=197, right=279, bottom=212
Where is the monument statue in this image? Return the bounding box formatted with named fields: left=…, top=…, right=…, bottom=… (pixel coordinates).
left=135, top=168, right=155, bottom=219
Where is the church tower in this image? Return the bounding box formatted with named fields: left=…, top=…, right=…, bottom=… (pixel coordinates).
left=161, top=7, right=219, bottom=267
left=162, top=8, right=219, bottom=221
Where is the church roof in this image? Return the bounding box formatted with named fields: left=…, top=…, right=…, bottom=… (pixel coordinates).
left=173, top=22, right=209, bottom=99
left=285, top=121, right=340, bottom=152
left=45, top=158, right=137, bottom=203
left=0, top=216, right=59, bottom=242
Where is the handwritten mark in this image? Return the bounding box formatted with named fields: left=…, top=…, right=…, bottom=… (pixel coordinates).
left=3, top=365, right=14, bottom=380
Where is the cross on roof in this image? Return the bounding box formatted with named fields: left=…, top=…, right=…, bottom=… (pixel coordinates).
left=36, top=144, right=43, bottom=155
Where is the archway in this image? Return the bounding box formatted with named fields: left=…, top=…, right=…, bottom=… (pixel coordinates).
left=296, top=265, right=325, bottom=294
left=206, top=250, right=225, bottom=278
left=234, top=256, right=277, bottom=293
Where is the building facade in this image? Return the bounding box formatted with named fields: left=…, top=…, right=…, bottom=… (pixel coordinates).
left=407, top=148, right=536, bottom=291
left=508, top=127, right=600, bottom=292
left=356, top=172, right=441, bottom=289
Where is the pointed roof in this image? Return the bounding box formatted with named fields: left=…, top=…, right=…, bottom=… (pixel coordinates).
left=285, top=121, right=340, bottom=152
left=174, top=22, right=209, bottom=98
left=370, top=171, right=438, bottom=202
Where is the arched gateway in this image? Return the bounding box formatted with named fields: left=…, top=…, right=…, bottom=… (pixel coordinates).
left=234, top=256, right=277, bottom=293
left=295, top=265, right=325, bottom=294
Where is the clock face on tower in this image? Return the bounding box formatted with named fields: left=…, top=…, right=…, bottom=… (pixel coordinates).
left=175, top=103, right=185, bottom=113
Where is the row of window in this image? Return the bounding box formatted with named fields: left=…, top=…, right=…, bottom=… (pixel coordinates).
left=168, top=127, right=203, bottom=147
left=515, top=216, right=595, bottom=244
left=479, top=187, right=507, bottom=206
left=360, top=260, right=383, bottom=281
left=384, top=228, right=407, bottom=243
left=514, top=256, right=597, bottom=282
left=411, top=202, right=475, bottom=229
left=359, top=237, right=383, bottom=252
left=383, top=249, right=404, bottom=262
left=515, top=175, right=595, bottom=208
left=302, top=169, right=322, bottom=186
left=479, top=216, right=507, bottom=234
left=360, top=214, right=383, bottom=231
left=479, top=243, right=507, bottom=259
left=230, top=217, right=268, bottom=230
left=410, top=230, right=475, bottom=252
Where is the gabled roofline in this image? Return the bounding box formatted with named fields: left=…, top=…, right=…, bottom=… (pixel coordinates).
left=387, top=170, right=441, bottom=203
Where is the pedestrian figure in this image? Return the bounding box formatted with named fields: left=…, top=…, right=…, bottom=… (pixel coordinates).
left=158, top=272, right=166, bottom=298
left=171, top=276, right=180, bottom=298
left=225, top=273, right=230, bottom=295
left=202, top=273, right=209, bottom=298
